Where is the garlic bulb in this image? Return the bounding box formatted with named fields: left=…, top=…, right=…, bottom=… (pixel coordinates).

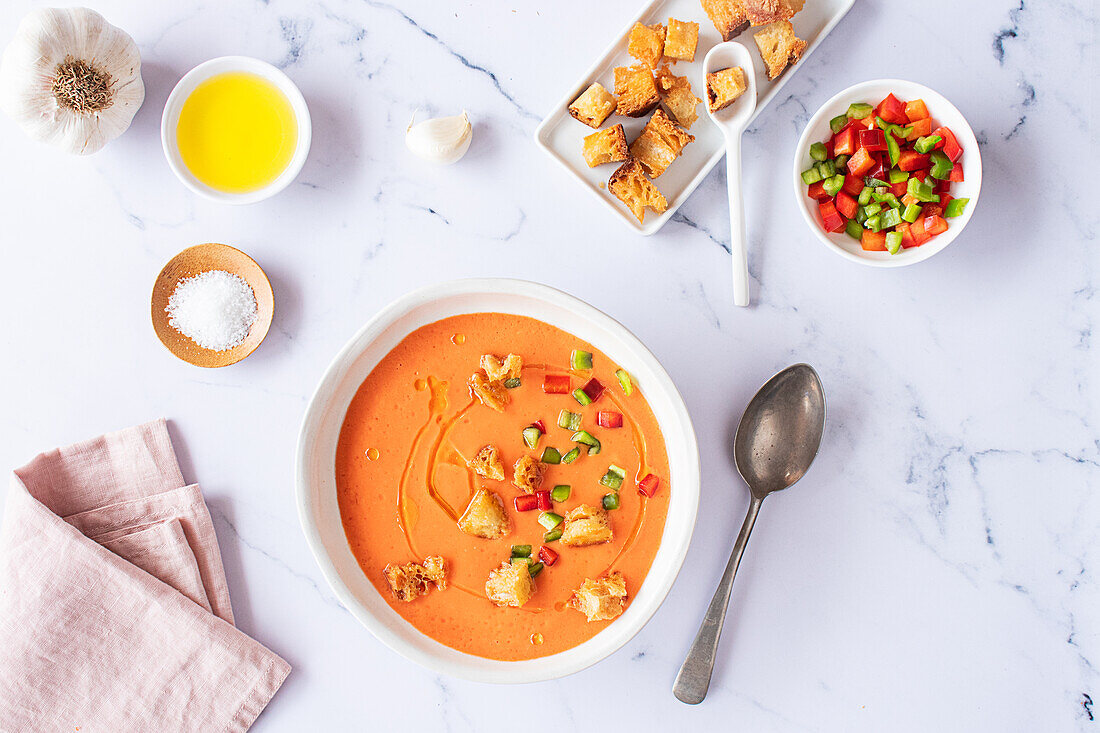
left=405, top=110, right=473, bottom=164
left=0, top=7, right=145, bottom=155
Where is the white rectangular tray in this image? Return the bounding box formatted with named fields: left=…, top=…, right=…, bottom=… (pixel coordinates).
left=534, top=0, right=856, bottom=235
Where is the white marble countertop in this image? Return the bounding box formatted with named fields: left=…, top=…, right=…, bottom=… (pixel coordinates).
left=1, top=0, right=1096, bottom=730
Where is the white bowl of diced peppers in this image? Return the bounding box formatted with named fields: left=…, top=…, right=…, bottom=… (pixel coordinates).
left=793, top=79, right=982, bottom=267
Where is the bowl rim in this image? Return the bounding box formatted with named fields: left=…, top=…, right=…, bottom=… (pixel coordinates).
left=295, top=278, right=701, bottom=683
left=792, top=78, right=983, bottom=268
left=160, top=55, right=312, bottom=205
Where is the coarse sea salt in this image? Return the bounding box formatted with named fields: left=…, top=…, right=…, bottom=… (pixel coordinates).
left=166, top=270, right=257, bottom=352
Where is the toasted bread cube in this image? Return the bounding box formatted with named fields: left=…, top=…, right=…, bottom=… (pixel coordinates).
left=485, top=560, right=535, bottom=607
left=627, top=22, right=665, bottom=68
left=569, top=82, right=616, bottom=129
left=583, top=124, right=629, bottom=168
left=613, top=65, right=660, bottom=118
left=655, top=66, right=701, bottom=129
left=745, top=0, right=804, bottom=25
left=753, top=21, right=807, bottom=80
left=481, top=353, right=522, bottom=383
left=701, top=0, right=750, bottom=41
left=608, top=159, right=668, bottom=224
left=384, top=555, right=447, bottom=602
left=560, top=504, right=613, bottom=547
left=468, top=372, right=508, bottom=412
left=512, top=454, right=546, bottom=494
left=457, top=489, right=511, bottom=539
left=468, top=444, right=505, bottom=481
left=664, top=18, right=699, bottom=62
left=706, top=66, right=747, bottom=112
left=569, top=571, right=628, bottom=622
left=629, top=108, right=695, bottom=178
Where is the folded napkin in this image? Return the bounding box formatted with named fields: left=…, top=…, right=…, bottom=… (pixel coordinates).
left=0, top=420, right=290, bottom=731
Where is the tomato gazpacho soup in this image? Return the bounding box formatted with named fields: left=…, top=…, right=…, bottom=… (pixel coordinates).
left=335, top=312, right=671, bottom=660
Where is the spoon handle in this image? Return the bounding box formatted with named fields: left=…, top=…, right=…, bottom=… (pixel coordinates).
left=673, top=495, right=763, bottom=704
left=725, top=132, right=750, bottom=307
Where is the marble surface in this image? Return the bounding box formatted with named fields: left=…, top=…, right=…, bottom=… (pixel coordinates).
left=0, top=0, right=1096, bottom=730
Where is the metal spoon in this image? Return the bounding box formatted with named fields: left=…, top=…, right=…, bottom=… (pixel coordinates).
left=701, top=41, right=757, bottom=307
left=673, top=364, right=826, bottom=704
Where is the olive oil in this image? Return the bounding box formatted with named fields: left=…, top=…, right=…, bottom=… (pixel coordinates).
left=176, top=72, right=297, bottom=193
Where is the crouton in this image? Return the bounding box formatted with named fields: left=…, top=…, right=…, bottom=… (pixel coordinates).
left=485, top=560, right=535, bottom=607
left=744, top=0, right=804, bottom=25
left=582, top=124, right=630, bottom=168
left=457, top=489, right=511, bottom=539
left=753, top=21, right=806, bottom=80
left=613, top=65, right=660, bottom=118
left=663, top=18, right=699, bottom=62
left=569, top=571, right=628, bottom=622
left=608, top=159, right=668, bottom=224
left=706, top=66, right=748, bottom=112
left=627, top=22, right=665, bottom=68
left=468, top=372, right=508, bottom=412
left=629, top=108, right=695, bottom=178
left=481, top=353, right=522, bottom=384
left=383, top=555, right=447, bottom=602
left=655, top=66, right=701, bottom=129
left=560, top=504, right=613, bottom=547
left=701, top=0, right=750, bottom=41
left=512, top=454, right=546, bottom=494
left=568, top=82, right=617, bottom=129
left=468, top=444, right=505, bottom=481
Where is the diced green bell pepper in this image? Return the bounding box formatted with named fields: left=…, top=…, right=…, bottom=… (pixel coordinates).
left=830, top=114, right=849, bottom=134
left=822, top=174, right=845, bottom=197
left=944, top=197, right=970, bottom=218
left=913, top=135, right=942, bottom=154
left=809, top=142, right=828, bottom=162
left=802, top=167, right=823, bottom=185
left=847, top=102, right=873, bottom=119
left=885, top=231, right=903, bottom=255
left=845, top=219, right=864, bottom=240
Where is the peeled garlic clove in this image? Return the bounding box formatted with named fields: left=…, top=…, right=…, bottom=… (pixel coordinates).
left=405, top=111, right=473, bottom=165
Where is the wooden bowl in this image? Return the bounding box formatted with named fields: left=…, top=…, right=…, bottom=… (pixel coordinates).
left=151, top=243, right=274, bottom=367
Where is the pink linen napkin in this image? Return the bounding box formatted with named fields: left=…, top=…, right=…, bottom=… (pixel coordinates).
left=0, top=420, right=290, bottom=731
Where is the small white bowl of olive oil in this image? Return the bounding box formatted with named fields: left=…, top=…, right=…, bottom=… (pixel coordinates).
left=162, top=56, right=311, bottom=204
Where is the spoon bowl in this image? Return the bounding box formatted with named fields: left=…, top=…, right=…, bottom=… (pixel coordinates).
left=735, top=363, right=826, bottom=498
left=701, top=42, right=757, bottom=307
left=674, top=364, right=826, bottom=704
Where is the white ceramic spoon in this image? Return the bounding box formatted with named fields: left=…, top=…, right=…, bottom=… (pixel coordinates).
left=702, top=42, right=758, bottom=307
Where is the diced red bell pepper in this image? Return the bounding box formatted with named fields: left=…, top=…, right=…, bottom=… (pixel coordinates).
left=542, top=374, right=570, bottom=394
left=818, top=200, right=846, bottom=233
left=901, top=193, right=920, bottom=207
left=909, top=216, right=931, bottom=244
left=842, top=174, right=864, bottom=197
left=531, top=420, right=547, bottom=433
left=861, top=230, right=888, bottom=251
left=581, top=378, right=604, bottom=402
left=824, top=138, right=834, bottom=159
left=835, top=190, right=858, bottom=220
left=538, top=545, right=559, bottom=566
left=934, top=177, right=952, bottom=194
left=923, top=214, right=949, bottom=236
left=905, top=117, right=933, bottom=141
left=940, top=194, right=953, bottom=211
left=949, top=163, right=964, bottom=182
left=597, top=411, right=623, bottom=428
left=922, top=203, right=944, bottom=218
left=890, top=181, right=908, bottom=198
left=896, top=222, right=919, bottom=249
left=897, top=150, right=931, bottom=172
left=904, top=99, right=930, bottom=121
left=536, top=490, right=552, bottom=511
left=833, top=126, right=857, bottom=156
left=875, top=93, right=909, bottom=125
left=932, top=126, right=963, bottom=162
left=806, top=181, right=830, bottom=201
left=909, top=168, right=930, bottom=184
left=866, top=159, right=888, bottom=182
left=847, top=148, right=874, bottom=176
left=858, top=128, right=887, bottom=152
left=514, top=495, right=538, bottom=511
left=637, top=473, right=660, bottom=498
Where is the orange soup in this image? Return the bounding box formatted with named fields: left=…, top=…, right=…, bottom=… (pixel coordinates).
left=335, top=313, right=670, bottom=660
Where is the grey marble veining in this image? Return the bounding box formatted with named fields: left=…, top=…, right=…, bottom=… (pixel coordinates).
left=0, top=0, right=1096, bottom=730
